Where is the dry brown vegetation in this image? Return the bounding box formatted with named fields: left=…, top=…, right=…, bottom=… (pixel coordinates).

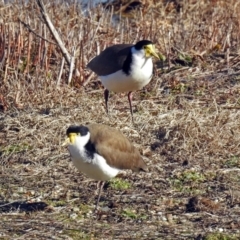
left=1, top=0, right=240, bottom=239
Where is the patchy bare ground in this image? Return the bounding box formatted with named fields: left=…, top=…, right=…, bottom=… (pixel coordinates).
left=1, top=0, right=240, bottom=239
left=1, top=72, right=240, bottom=239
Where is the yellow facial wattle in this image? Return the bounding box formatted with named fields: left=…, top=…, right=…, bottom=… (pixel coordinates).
left=144, top=44, right=159, bottom=59
left=62, top=133, right=78, bottom=146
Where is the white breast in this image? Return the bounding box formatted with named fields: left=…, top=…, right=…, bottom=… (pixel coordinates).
left=100, top=47, right=153, bottom=93
left=68, top=144, right=120, bottom=181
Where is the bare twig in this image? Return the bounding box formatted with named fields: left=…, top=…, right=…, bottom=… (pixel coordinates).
left=18, top=18, right=56, bottom=45
left=0, top=24, right=5, bottom=67
left=68, top=48, right=76, bottom=85
left=83, top=71, right=95, bottom=87
left=36, top=0, right=80, bottom=76
left=3, top=24, right=10, bottom=83
left=57, top=57, right=65, bottom=87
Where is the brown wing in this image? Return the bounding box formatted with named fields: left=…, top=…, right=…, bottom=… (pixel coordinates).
left=87, top=124, right=148, bottom=172
left=87, top=44, right=133, bottom=76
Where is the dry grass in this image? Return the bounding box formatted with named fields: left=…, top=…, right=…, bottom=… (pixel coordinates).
left=1, top=0, right=240, bottom=239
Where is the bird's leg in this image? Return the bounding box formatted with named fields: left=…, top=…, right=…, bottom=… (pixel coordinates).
left=127, top=91, right=134, bottom=122
left=104, top=89, right=109, bottom=114
left=95, top=181, right=105, bottom=212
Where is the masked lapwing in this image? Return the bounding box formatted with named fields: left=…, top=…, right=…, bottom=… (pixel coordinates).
left=87, top=40, right=159, bottom=121
left=62, top=123, right=148, bottom=210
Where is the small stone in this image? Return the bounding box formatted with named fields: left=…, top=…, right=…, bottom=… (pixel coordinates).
left=101, top=206, right=110, bottom=212
left=18, top=187, right=24, bottom=193
left=30, top=190, right=35, bottom=196
left=73, top=207, right=80, bottom=212
left=162, top=216, right=167, bottom=221
left=70, top=213, right=78, bottom=219
left=12, top=193, right=19, bottom=198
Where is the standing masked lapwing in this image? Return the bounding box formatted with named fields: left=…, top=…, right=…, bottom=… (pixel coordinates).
left=62, top=123, right=148, bottom=210
left=87, top=40, right=159, bottom=121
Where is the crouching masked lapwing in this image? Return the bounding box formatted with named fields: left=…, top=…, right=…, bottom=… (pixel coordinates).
left=62, top=123, right=148, bottom=211
left=87, top=40, right=159, bottom=121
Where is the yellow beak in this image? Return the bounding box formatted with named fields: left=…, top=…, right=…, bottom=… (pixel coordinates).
left=62, top=133, right=78, bottom=146
left=62, top=137, right=70, bottom=146
left=145, top=44, right=160, bottom=59
left=151, top=49, right=160, bottom=59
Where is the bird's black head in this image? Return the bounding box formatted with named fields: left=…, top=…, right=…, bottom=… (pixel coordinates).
left=66, top=125, right=89, bottom=137
left=134, top=40, right=154, bottom=50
